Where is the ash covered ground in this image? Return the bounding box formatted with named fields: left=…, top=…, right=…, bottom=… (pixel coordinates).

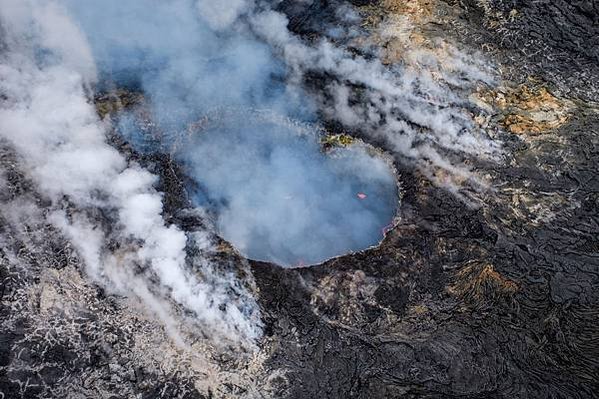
left=1, top=1, right=599, bottom=398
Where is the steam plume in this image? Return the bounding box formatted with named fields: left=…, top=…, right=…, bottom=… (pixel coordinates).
left=0, top=0, right=499, bottom=348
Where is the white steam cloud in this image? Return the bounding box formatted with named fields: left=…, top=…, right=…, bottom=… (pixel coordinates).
left=0, top=0, right=499, bottom=348
left=0, top=0, right=261, bottom=347
left=62, top=0, right=402, bottom=267
left=182, top=111, right=398, bottom=266
left=248, top=8, right=500, bottom=194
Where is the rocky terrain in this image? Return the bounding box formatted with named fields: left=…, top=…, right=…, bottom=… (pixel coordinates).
left=1, top=1, right=598, bottom=398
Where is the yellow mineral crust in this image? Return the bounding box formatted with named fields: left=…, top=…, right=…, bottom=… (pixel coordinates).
left=448, top=262, right=518, bottom=304
left=474, top=84, right=574, bottom=135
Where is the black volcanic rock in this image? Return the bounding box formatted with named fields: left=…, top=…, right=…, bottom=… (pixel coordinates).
left=1, top=1, right=599, bottom=398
